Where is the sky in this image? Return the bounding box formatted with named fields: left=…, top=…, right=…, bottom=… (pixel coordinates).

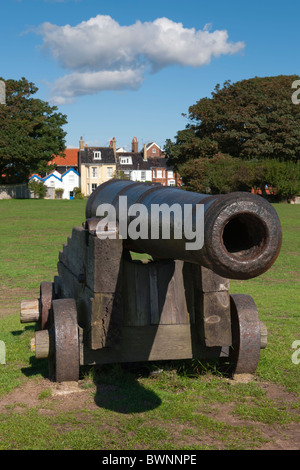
left=1, top=0, right=299, bottom=151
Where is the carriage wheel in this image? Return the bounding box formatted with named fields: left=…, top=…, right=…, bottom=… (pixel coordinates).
left=229, top=294, right=262, bottom=376
left=48, top=298, right=80, bottom=382
left=39, top=281, right=54, bottom=330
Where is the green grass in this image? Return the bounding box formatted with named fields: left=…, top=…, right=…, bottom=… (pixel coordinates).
left=0, top=199, right=87, bottom=290
left=0, top=199, right=299, bottom=450
left=230, top=204, right=300, bottom=392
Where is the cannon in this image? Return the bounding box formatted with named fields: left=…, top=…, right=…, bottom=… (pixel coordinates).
left=20, top=180, right=282, bottom=382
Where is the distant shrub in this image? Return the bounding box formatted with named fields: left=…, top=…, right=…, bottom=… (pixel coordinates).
left=28, top=180, right=47, bottom=199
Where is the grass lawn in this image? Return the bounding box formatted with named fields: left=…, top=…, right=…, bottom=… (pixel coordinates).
left=0, top=198, right=299, bottom=450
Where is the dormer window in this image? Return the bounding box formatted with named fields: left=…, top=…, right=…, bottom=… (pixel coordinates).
left=93, top=151, right=101, bottom=160
left=120, top=157, right=132, bottom=165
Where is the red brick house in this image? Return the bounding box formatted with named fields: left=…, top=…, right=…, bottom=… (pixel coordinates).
left=144, top=142, right=164, bottom=158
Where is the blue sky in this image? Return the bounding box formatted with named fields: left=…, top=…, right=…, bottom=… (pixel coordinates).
left=1, top=0, right=299, bottom=150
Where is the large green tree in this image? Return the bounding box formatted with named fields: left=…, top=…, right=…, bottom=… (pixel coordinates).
left=0, top=77, right=67, bottom=184
left=165, top=75, right=300, bottom=198
left=166, top=75, right=300, bottom=168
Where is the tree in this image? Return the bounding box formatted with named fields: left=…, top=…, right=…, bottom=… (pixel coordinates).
left=165, top=75, right=300, bottom=198
left=179, top=154, right=300, bottom=200
left=0, top=77, right=67, bottom=184
left=264, top=159, right=300, bottom=201
left=166, top=75, right=300, bottom=168
left=179, top=154, right=255, bottom=194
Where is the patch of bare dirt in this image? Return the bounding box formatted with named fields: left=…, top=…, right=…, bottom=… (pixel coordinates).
left=0, top=377, right=299, bottom=450
left=0, top=379, right=93, bottom=414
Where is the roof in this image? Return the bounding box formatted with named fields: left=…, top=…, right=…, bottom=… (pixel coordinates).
left=116, top=153, right=173, bottom=171
left=29, top=167, right=80, bottom=183
left=49, top=148, right=79, bottom=167
left=29, top=174, right=43, bottom=180
left=116, top=152, right=150, bottom=171
left=62, top=168, right=80, bottom=177
left=146, top=142, right=163, bottom=151
left=44, top=172, right=63, bottom=183
left=148, top=157, right=173, bottom=170
left=80, top=147, right=116, bottom=164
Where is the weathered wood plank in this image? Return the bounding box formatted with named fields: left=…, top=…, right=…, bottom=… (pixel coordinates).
left=90, top=292, right=122, bottom=349
left=80, top=324, right=229, bottom=365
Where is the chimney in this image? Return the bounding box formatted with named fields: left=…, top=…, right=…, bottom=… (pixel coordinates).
left=79, top=136, right=84, bottom=150
left=132, top=136, right=138, bottom=153
left=110, top=137, right=116, bottom=157
left=143, top=143, right=147, bottom=161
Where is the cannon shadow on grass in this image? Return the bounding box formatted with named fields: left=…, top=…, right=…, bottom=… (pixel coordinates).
left=92, top=363, right=162, bottom=413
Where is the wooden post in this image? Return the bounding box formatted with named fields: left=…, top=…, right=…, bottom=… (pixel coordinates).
left=194, top=266, right=232, bottom=347
left=35, top=330, right=51, bottom=359
left=20, top=299, right=40, bottom=323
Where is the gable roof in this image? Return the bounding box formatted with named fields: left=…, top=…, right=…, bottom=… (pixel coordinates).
left=62, top=168, right=80, bottom=178
left=146, top=142, right=163, bottom=151
left=49, top=148, right=79, bottom=167
left=43, top=172, right=63, bottom=183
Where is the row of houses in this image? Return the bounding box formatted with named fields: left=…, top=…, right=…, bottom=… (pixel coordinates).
left=30, top=137, right=179, bottom=199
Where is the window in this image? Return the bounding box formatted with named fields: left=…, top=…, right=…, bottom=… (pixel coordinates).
left=152, top=147, right=156, bottom=154
left=69, top=173, right=75, bottom=182
left=92, top=167, right=97, bottom=178
left=168, top=171, right=173, bottom=178
left=93, top=151, right=101, bottom=160
left=141, top=171, right=146, bottom=180
left=92, top=184, right=97, bottom=192
left=120, top=157, right=132, bottom=165
left=107, top=167, right=113, bottom=178
left=157, top=170, right=162, bottom=178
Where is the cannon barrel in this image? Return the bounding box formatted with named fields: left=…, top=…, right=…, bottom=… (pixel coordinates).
left=85, top=179, right=282, bottom=280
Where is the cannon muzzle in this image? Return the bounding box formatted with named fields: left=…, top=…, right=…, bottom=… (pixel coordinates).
left=85, top=180, right=282, bottom=280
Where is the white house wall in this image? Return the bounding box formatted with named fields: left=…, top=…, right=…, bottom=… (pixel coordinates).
left=130, top=170, right=152, bottom=182
left=61, top=171, right=80, bottom=199
left=30, top=169, right=80, bottom=199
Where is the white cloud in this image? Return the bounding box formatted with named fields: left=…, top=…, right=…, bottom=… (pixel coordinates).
left=37, top=15, right=245, bottom=104
left=51, top=69, right=145, bottom=105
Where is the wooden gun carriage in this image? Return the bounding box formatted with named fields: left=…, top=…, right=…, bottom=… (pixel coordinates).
left=20, top=180, right=282, bottom=382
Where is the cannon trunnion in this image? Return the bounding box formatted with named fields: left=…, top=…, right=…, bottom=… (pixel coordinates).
left=20, top=180, right=281, bottom=382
